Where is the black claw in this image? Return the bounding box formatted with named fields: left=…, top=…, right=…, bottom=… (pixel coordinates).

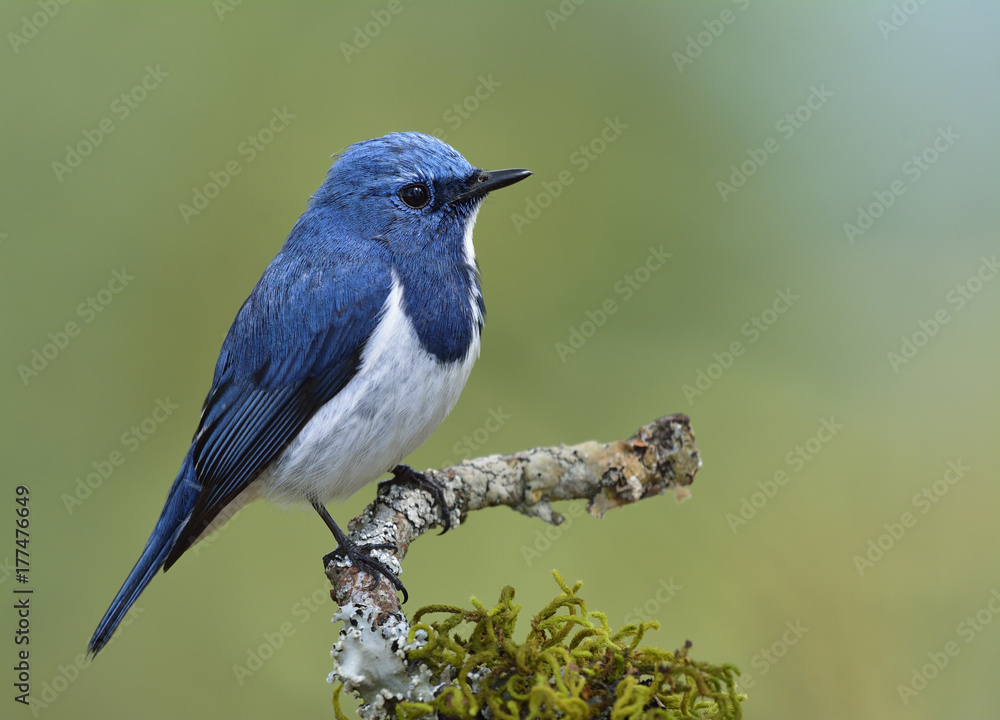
left=312, top=498, right=408, bottom=603
left=323, top=541, right=408, bottom=604
left=381, top=464, right=452, bottom=535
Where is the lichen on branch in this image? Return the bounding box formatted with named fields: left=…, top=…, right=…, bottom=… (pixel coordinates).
left=332, top=572, right=744, bottom=720
left=323, top=415, right=713, bottom=719
left=325, top=414, right=700, bottom=609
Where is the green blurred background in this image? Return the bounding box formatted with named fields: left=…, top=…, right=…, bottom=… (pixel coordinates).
left=2, top=2, right=998, bottom=718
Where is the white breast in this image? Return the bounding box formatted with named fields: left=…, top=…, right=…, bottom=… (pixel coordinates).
left=254, top=270, right=480, bottom=506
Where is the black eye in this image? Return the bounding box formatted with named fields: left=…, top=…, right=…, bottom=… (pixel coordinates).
left=399, top=183, right=430, bottom=209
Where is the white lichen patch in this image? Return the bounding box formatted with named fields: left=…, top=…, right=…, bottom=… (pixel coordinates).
left=622, top=474, right=643, bottom=501
left=329, top=602, right=436, bottom=716
left=329, top=603, right=410, bottom=699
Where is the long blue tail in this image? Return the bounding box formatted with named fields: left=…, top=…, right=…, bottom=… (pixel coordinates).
left=88, top=452, right=201, bottom=656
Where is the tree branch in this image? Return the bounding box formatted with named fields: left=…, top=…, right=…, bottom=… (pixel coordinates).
left=323, top=414, right=700, bottom=717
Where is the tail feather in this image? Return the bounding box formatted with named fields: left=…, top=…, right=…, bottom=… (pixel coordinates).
left=88, top=453, right=201, bottom=656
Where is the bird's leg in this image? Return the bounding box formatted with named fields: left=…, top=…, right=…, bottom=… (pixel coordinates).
left=379, top=464, right=452, bottom=534
left=311, top=499, right=408, bottom=603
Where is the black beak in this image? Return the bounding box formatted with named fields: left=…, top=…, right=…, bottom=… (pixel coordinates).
left=452, top=168, right=532, bottom=203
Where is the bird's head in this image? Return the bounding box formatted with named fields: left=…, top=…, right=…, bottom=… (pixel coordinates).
left=310, top=132, right=531, bottom=262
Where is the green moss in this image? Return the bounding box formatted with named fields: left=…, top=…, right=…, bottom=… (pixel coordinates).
left=334, top=572, right=744, bottom=720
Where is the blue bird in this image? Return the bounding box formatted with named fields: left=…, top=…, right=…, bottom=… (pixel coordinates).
left=88, top=132, right=531, bottom=656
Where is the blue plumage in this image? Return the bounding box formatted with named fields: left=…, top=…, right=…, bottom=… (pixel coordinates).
left=88, top=132, right=530, bottom=655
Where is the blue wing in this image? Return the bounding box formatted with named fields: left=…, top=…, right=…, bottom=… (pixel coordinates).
left=162, top=224, right=391, bottom=569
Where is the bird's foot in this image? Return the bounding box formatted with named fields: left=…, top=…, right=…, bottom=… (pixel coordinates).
left=380, top=464, right=452, bottom=534
left=322, top=539, right=408, bottom=604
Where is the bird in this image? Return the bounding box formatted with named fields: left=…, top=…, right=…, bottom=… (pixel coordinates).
left=87, top=131, right=531, bottom=656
